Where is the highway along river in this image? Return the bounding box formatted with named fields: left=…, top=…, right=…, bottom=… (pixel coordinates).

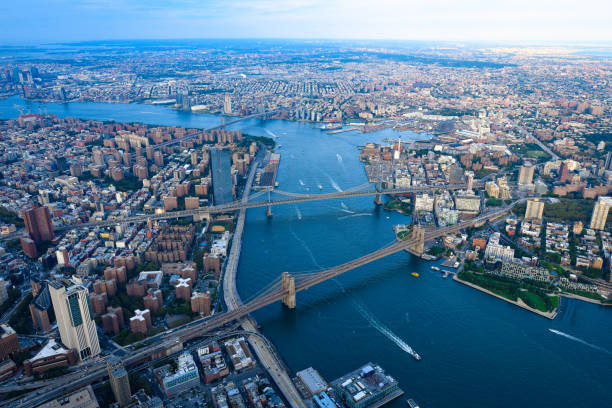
left=1, top=96, right=611, bottom=407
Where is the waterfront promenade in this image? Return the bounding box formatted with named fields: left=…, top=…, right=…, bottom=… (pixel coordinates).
left=223, top=149, right=307, bottom=408
left=453, top=274, right=558, bottom=319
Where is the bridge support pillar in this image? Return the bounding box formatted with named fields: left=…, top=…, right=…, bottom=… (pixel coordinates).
left=281, top=272, right=296, bottom=309
left=374, top=193, right=383, bottom=205
left=409, top=226, right=425, bottom=255
left=266, top=191, right=273, bottom=217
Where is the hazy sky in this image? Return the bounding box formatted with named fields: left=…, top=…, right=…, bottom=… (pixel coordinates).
left=1, top=0, right=611, bottom=43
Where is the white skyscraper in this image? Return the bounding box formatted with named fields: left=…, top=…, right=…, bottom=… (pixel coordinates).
left=223, top=94, right=232, bottom=115
left=590, top=196, right=612, bottom=230
left=49, top=279, right=100, bottom=361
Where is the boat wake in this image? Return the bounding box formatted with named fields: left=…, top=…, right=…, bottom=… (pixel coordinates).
left=548, top=329, right=612, bottom=355
left=339, top=202, right=355, bottom=214
left=290, top=230, right=322, bottom=269
left=320, top=170, right=343, bottom=192
left=336, top=153, right=343, bottom=162
left=339, top=213, right=372, bottom=220
left=295, top=207, right=302, bottom=220
left=328, top=177, right=342, bottom=192
left=264, top=129, right=279, bottom=139
left=353, top=300, right=420, bottom=360
left=298, top=179, right=305, bottom=186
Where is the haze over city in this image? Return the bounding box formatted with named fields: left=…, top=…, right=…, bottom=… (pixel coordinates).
left=1, top=0, right=612, bottom=42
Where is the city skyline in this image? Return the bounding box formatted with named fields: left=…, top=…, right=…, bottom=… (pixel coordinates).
left=1, top=0, right=612, bottom=43
left=0, top=2, right=611, bottom=406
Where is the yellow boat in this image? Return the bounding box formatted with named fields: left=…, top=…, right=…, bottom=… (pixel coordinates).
left=411, top=272, right=419, bottom=277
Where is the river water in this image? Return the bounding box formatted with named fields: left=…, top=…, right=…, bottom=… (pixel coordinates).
left=1, top=96, right=611, bottom=407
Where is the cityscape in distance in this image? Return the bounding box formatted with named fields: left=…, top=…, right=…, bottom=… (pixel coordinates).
left=0, top=2, right=611, bottom=408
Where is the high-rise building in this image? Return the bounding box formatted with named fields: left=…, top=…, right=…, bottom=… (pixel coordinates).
left=191, top=292, right=211, bottom=316
left=20, top=236, right=38, bottom=258
left=107, top=355, right=132, bottom=407
left=558, top=161, right=569, bottom=183
left=466, top=171, right=474, bottom=194
left=30, top=283, right=52, bottom=332
left=525, top=199, right=545, bottom=220
left=589, top=196, right=612, bottom=230
left=49, top=279, right=100, bottom=361
left=210, top=149, right=233, bottom=205
left=605, top=151, right=612, bottom=171
left=0, top=324, right=19, bottom=361
left=129, top=309, right=151, bottom=334
left=23, top=206, right=54, bottom=244
left=0, top=279, right=8, bottom=305
left=518, top=163, right=535, bottom=185
left=223, top=94, right=232, bottom=115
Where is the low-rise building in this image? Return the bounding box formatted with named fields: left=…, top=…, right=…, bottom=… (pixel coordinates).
left=197, top=341, right=229, bottom=384
left=224, top=337, right=256, bottom=371
left=154, top=352, right=200, bottom=397
left=23, top=339, right=77, bottom=376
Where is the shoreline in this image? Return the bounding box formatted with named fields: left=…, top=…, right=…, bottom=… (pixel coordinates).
left=559, top=292, right=611, bottom=306
left=0, top=94, right=437, bottom=135
left=453, top=274, right=558, bottom=320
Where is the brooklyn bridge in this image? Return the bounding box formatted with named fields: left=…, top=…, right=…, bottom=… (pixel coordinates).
left=4, top=195, right=519, bottom=408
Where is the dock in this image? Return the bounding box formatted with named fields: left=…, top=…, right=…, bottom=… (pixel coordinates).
left=327, top=127, right=359, bottom=134
left=441, top=255, right=460, bottom=269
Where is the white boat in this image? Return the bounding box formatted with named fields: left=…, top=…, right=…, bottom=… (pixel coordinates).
left=318, top=184, right=323, bottom=190
left=407, top=399, right=420, bottom=408
left=431, top=266, right=440, bottom=271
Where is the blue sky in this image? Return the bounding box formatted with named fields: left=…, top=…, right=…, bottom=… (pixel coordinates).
left=1, top=0, right=611, bottom=43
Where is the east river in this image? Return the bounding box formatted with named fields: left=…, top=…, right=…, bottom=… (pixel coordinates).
left=1, top=96, right=611, bottom=407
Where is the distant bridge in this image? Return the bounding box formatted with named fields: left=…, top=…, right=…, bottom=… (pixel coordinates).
left=129, top=110, right=279, bottom=157
left=0, top=183, right=472, bottom=240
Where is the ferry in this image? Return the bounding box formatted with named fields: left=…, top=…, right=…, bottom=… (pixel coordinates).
left=411, top=272, right=419, bottom=278
left=407, top=399, right=420, bottom=408
left=431, top=266, right=440, bottom=271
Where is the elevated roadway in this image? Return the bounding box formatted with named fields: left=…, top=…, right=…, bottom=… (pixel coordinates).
left=4, top=200, right=519, bottom=408
left=0, top=183, right=472, bottom=241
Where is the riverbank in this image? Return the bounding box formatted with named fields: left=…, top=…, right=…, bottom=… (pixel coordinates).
left=453, top=274, right=558, bottom=320
left=560, top=292, right=612, bottom=306
left=221, top=149, right=306, bottom=408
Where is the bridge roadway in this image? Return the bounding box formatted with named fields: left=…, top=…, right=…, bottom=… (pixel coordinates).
left=0, top=184, right=470, bottom=241
left=6, top=201, right=518, bottom=408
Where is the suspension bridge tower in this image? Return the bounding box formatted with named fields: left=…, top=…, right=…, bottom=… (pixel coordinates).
left=373, top=160, right=384, bottom=205
left=281, top=272, right=296, bottom=309
left=408, top=226, right=425, bottom=255
left=265, top=190, right=273, bottom=217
